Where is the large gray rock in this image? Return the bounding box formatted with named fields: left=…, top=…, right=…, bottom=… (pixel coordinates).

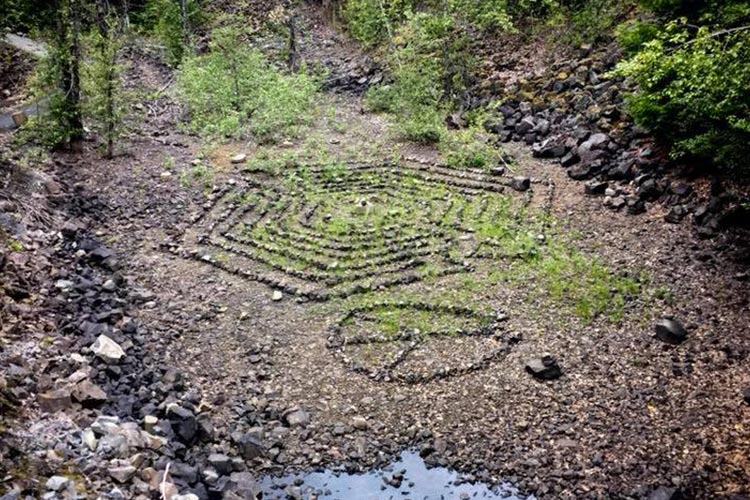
left=38, top=388, right=72, bottom=413
left=655, top=318, right=687, bottom=345
left=525, top=355, right=562, bottom=380
left=45, top=476, right=71, bottom=492
left=108, top=465, right=137, bottom=483
left=91, top=335, right=126, bottom=363
left=208, top=453, right=232, bottom=475
left=235, top=433, right=265, bottom=460
left=647, top=486, right=682, bottom=500
left=284, top=407, right=311, bottom=427
left=72, top=380, right=107, bottom=405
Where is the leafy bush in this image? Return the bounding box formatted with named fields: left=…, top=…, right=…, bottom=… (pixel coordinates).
left=638, top=0, right=750, bottom=24
left=342, top=0, right=416, bottom=46
left=564, top=0, right=636, bottom=44
left=615, top=23, right=750, bottom=170
left=365, top=11, right=473, bottom=142
left=616, top=19, right=660, bottom=54
left=441, top=127, right=499, bottom=169
left=135, top=0, right=204, bottom=65
left=177, top=26, right=319, bottom=142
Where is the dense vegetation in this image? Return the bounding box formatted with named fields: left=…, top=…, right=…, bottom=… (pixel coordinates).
left=3, top=0, right=749, bottom=173
left=616, top=1, right=750, bottom=171
left=342, top=0, right=750, bottom=172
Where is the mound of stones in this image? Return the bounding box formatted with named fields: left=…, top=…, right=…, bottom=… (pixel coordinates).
left=479, top=44, right=749, bottom=237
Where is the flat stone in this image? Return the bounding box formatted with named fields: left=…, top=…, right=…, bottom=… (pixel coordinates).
left=208, top=453, right=232, bottom=475
left=108, top=465, right=137, bottom=483
left=72, top=380, right=107, bottom=405
left=230, top=153, right=247, bottom=164
left=584, top=181, right=608, bottom=195
left=655, top=318, right=688, bottom=345
left=525, top=355, right=562, bottom=380
left=284, top=407, right=310, bottom=427
left=647, top=486, right=682, bottom=500
left=45, top=476, right=70, bottom=492
left=567, top=164, right=591, bottom=180
left=510, top=176, right=531, bottom=192
left=91, top=335, right=126, bottom=364
left=560, top=152, right=580, bottom=168
left=38, top=388, right=72, bottom=413
left=272, top=290, right=283, bottom=301
left=235, top=433, right=265, bottom=460
left=351, top=416, right=368, bottom=431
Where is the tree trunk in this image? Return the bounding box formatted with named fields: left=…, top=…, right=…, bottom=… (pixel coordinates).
left=287, top=14, right=298, bottom=72
left=96, top=0, right=116, bottom=158
left=179, top=0, right=189, bottom=47
left=57, top=0, right=84, bottom=148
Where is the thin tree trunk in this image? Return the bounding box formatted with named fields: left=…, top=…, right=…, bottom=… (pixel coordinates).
left=179, top=0, right=189, bottom=47
left=96, top=0, right=116, bottom=158
left=287, top=14, right=298, bottom=72
left=57, top=0, right=84, bottom=148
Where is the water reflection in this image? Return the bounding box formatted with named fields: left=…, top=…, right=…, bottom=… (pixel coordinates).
left=260, top=450, right=533, bottom=500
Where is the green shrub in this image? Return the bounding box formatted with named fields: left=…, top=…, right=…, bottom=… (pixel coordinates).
left=638, top=0, right=750, bottom=24
left=616, top=19, right=660, bottom=54
left=567, top=0, right=636, bottom=44
left=342, top=0, right=416, bottom=46
left=135, top=0, right=204, bottom=65
left=441, top=127, right=499, bottom=169
left=82, top=16, right=127, bottom=158
left=615, top=23, right=750, bottom=170
left=364, top=11, right=472, bottom=143
left=176, top=26, right=319, bottom=142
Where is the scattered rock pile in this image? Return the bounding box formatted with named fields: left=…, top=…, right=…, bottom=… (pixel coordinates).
left=480, top=44, right=749, bottom=237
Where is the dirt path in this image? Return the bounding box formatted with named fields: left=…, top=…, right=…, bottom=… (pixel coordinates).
left=32, top=7, right=750, bottom=500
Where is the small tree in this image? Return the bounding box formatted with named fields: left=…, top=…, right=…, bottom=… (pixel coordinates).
left=85, top=0, right=125, bottom=158
left=53, top=0, right=85, bottom=148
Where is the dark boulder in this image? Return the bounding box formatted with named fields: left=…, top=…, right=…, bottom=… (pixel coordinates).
left=510, top=177, right=531, bottom=192
left=655, top=318, right=688, bottom=345
left=525, top=355, right=562, bottom=381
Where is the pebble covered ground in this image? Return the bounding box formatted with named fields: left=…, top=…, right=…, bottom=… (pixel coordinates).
left=1, top=5, right=749, bottom=500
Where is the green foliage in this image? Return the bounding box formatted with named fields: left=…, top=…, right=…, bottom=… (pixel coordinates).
left=342, top=0, right=415, bottom=46
left=0, top=0, right=56, bottom=31
left=135, top=0, right=204, bottom=66
left=616, top=19, right=660, bottom=54
left=615, top=23, right=750, bottom=170
left=441, top=127, right=499, bottom=169
left=533, top=241, right=642, bottom=322
left=365, top=11, right=472, bottom=143
left=82, top=16, right=126, bottom=158
left=176, top=26, right=319, bottom=142
left=21, top=1, right=82, bottom=149
left=638, top=0, right=750, bottom=24
left=562, top=0, right=636, bottom=45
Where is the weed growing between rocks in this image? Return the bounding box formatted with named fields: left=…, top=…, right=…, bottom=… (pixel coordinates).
left=176, top=25, right=319, bottom=142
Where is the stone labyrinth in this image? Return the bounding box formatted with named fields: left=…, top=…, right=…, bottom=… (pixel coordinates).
left=175, top=158, right=552, bottom=383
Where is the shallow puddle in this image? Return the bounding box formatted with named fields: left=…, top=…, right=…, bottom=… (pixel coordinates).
left=259, top=450, right=532, bottom=499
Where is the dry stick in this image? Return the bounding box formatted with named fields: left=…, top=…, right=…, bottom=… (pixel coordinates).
left=668, top=24, right=750, bottom=52
left=160, top=462, right=171, bottom=500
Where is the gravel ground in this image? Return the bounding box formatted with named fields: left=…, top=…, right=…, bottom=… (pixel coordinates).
left=1, top=6, right=748, bottom=500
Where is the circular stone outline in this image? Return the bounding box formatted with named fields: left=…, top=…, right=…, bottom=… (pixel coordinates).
left=327, top=301, right=513, bottom=384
